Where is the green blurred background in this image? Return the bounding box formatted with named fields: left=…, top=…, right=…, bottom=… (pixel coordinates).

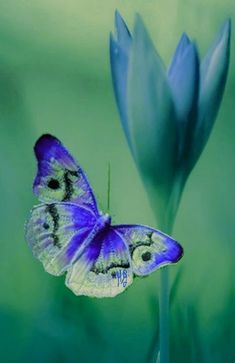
left=0, top=1, right=234, bottom=362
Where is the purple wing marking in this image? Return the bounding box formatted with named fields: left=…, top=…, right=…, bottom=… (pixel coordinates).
left=33, top=134, right=98, bottom=214
left=25, top=202, right=97, bottom=276
left=66, top=227, right=133, bottom=297
left=114, top=224, right=183, bottom=276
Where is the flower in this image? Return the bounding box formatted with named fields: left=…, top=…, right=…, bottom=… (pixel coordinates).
left=110, top=11, right=231, bottom=230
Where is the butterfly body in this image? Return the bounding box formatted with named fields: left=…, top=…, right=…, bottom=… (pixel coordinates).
left=26, top=134, right=183, bottom=297
left=93, top=213, right=112, bottom=231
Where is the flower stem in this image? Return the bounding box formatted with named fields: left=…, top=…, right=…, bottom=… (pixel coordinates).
left=157, top=173, right=184, bottom=363
left=159, top=267, right=170, bottom=363
left=158, top=210, right=175, bottom=363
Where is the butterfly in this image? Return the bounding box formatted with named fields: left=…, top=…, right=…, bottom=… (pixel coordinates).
left=25, top=134, right=183, bottom=298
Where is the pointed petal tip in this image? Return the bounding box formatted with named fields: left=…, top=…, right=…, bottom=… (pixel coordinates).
left=134, top=12, right=142, bottom=22
left=114, top=10, right=130, bottom=34
left=168, top=38, right=199, bottom=125
left=131, top=12, right=167, bottom=76
left=114, top=9, right=131, bottom=50
left=115, top=9, right=123, bottom=27
left=133, top=13, right=150, bottom=42
left=114, top=9, right=120, bottom=18
left=168, top=31, right=193, bottom=77
left=181, top=32, right=191, bottom=45
left=133, top=12, right=145, bottom=31
left=202, top=17, right=231, bottom=70
left=223, top=17, right=231, bottom=32
left=217, top=17, right=231, bottom=45
left=224, top=18, right=231, bottom=44
left=190, top=18, right=231, bottom=173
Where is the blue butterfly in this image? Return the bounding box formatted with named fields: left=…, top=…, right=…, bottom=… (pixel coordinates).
left=26, top=135, right=183, bottom=297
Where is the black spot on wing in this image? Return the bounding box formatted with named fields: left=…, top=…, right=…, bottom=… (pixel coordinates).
left=43, top=222, right=50, bottom=230
left=47, top=178, right=60, bottom=190
left=141, top=251, right=152, bottom=261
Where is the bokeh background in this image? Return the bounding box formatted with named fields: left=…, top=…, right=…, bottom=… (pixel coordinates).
left=0, top=1, right=234, bottom=362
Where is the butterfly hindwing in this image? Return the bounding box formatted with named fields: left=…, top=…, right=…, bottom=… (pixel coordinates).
left=66, top=228, right=133, bottom=297
left=33, top=134, right=98, bottom=213
left=114, top=225, right=183, bottom=276
left=26, top=203, right=97, bottom=276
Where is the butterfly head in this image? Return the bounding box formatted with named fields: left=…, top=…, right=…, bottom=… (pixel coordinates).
left=98, top=213, right=112, bottom=229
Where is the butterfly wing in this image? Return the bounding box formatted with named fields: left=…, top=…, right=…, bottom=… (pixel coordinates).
left=33, top=134, right=98, bottom=214
left=114, top=225, right=183, bottom=276
left=65, top=228, right=133, bottom=297
left=25, top=203, right=97, bottom=276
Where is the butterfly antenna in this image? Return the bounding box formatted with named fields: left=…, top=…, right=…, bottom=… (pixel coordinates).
left=107, top=162, right=111, bottom=214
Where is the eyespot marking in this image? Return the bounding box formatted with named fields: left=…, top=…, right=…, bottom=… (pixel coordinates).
left=47, top=179, right=60, bottom=190
left=141, top=251, right=152, bottom=261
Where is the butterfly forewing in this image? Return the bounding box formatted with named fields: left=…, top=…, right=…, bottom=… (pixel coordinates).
left=66, top=228, right=133, bottom=297
left=33, top=134, right=98, bottom=214
left=26, top=203, right=97, bottom=276
left=114, top=225, right=183, bottom=276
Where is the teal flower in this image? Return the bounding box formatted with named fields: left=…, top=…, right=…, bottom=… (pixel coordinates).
left=110, top=11, right=231, bottom=230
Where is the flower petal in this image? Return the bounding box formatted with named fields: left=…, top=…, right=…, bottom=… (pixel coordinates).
left=189, top=18, right=231, bottom=170
left=168, top=32, right=191, bottom=76
left=168, top=41, right=199, bottom=157
left=127, top=15, right=178, bottom=222
left=110, top=33, right=131, bottom=144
